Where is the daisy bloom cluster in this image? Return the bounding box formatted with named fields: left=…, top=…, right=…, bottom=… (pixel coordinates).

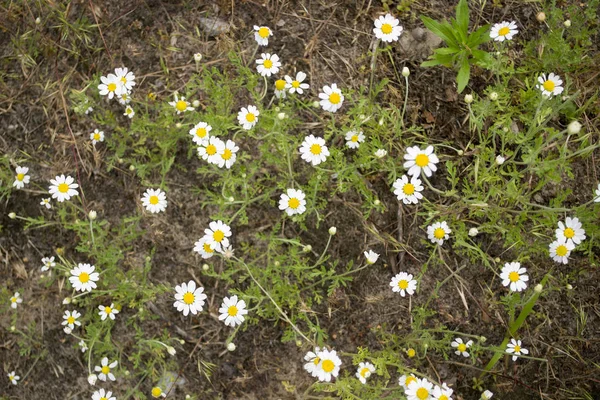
left=404, top=145, right=439, bottom=177
left=355, top=362, right=376, bottom=384
left=490, top=21, right=518, bottom=42
left=253, top=25, right=272, bottom=46
left=427, top=221, right=451, bottom=246
left=8, top=371, right=20, bottom=385
left=69, top=263, right=99, bottom=292
left=98, top=66, right=136, bottom=119
left=550, top=216, right=585, bottom=264
left=303, top=347, right=342, bottom=382
left=284, top=72, right=309, bottom=95
left=237, top=105, right=259, bottom=130
left=10, top=292, right=22, bottom=309
left=197, top=136, right=239, bottom=169
left=92, top=389, right=116, bottom=400
left=95, top=357, right=118, bottom=381
left=256, top=53, right=281, bottom=77
left=219, top=295, right=248, bottom=327
left=99, top=303, right=119, bottom=321
left=90, top=129, right=104, bottom=145
left=345, top=130, right=365, bottom=149
left=41, top=256, right=55, bottom=272
left=13, top=166, right=30, bottom=189
left=393, top=175, right=424, bottom=204
left=451, top=338, right=473, bottom=357
left=390, top=272, right=417, bottom=297
left=319, top=83, right=344, bottom=112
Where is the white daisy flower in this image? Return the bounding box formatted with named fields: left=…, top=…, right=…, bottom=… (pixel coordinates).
left=40, top=198, right=52, bottom=209
left=299, top=135, right=329, bottom=166
left=375, top=149, right=388, bottom=158
left=169, top=95, right=194, bottom=114
left=490, top=21, right=518, bottom=42
left=399, top=374, right=418, bottom=390
left=237, top=105, right=259, bottom=130
left=114, top=67, right=136, bottom=92
left=152, top=386, right=167, bottom=398
left=314, top=348, right=342, bottom=382
left=403, top=145, right=439, bottom=177
left=124, top=105, right=135, bottom=119
left=549, top=238, right=575, bottom=264
left=506, top=338, right=529, bottom=361
left=98, top=73, right=123, bottom=99
left=173, top=280, right=208, bottom=316
left=8, top=371, right=19, bottom=385
left=41, top=256, right=55, bottom=272
left=49, top=174, right=79, bottom=202
left=189, top=122, right=212, bottom=145
left=90, top=129, right=104, bottom=145
left=62, top=310, right=82, bottom=329
left=92, top=389, right=116, bottom=400
left=141, top=188, right=167, bottom=214
left=482, top=390, right=494, bottom=399
left=215, top=139, right=239, bottom=169
left=318, top=83, right=344, bottom=112
left=303, top=347, right=321, bottom=377
left=500, top=262, right=529, bottom=292
left=451, top=337, right=473, bottom=357
left=427, top=221, right=451, bottom=245
left=355, top=361, right=375, bottom=384
left=284, top=72, right=309, bottom=94
left=198, top=136, right=226, bottom=165
left=204, top=220, right=232, bottom=253
left=345, top=131, right=365, bottom=149
left=433, top=383, right=454, bottom=400
left=278, top=188, right=307, bottom=216
left=95, top=357, right=118, bottom=381
left=13, top=166, right=30, bottom=189
left=69, top=263, right=99, bottom=292
left=393, top=175, right=424, bottom=204
left=595, top=183, right=600, bottom=202
left=274, top=79, right=287, bottom=98
left=256, top=53, right=281, bottom=77
left=218, top=295, right=248, bottom=327
left=537, top=73, right=564, bottom=97
left=10, top=292, right=22, bottom=309
left=555, top=216, right=585, bottom=245
left=98, top=303, right=119, bottom=321
left=79, top=340, right=88, bottom=352
left=193, top=236, right=216, bottom=259
left=253, top=25, right=272, bottom=46
left=390, top=272, right=417, bottom=297
left=373, top=14, right=403, bottom=42
left=117, top=92, right=131, bottom=105
left=364, top=250, right=379, bottom=264
left=406, top=377, right=434, bottom=400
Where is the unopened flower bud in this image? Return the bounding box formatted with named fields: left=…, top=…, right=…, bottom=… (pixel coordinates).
left=374, top=199, right=381, bottom=206
left=374, top=149, right=387, bottom=158
left=312, top=101, right=320, bottom=108
left=468, top=228, right=479, bottom=237
left=567, top=121, right=582, bottom=134
left=464, top=94, right=473, bottom=104
left=489, top=92, right=498, bottom=101
left=167, top=346, right=176, bottom=356
left=328, top=227, right=337, bottom=235
left=194, top=53, right=202, bottom=62
left=129, top=165, right=135, bottom=171
left=566, top=284, right=573, bottom=290
left=8, top=212, right=16, bottom=219
left=536, top=12, right=546, bottom=22
left=35, top=17, right=41, bottom=24
left=274, top=261, right=280, bottom=267
left=534, top=284, right=543, bottom=293
left=402, top=67, right=410, bottom=77
left=481, top=390, right=494, bottom=400
left=88, top=374, right=97, bottom=386
left=295, top=340, right=302, bottom=347
left=479, top=336, right=487, bottom=343
left=202, top=264, right=209, bottom=271
left=192, top=100, right=200, bottom=108
left=378, top=118, right=384, bottom=126
left=175, top=122, right=182, bottom=129
left=228, top=196, right=234, bottom=202
left=494, top=257, right=501, bottom=263
left=88, top=210, right=97, bottom=220
left=10, top=325, right=16, bottom=331
left=564, top=20, right=571, bottom=28
left=277, top=112, right=285, bottom=120
left=227, top=342, right=236, bottom=351
left=303, top=245, right=312, bottom=253
left=495, top=155, right=505, bottom=165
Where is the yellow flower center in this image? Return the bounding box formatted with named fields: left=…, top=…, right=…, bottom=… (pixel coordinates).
left=79, top=272, right=90, bottom=283
left=227, top=305, right=238, bottom=316
left=433, top=228, right=446, bottom=239
left=152, top=387, right=163, bottom=397
left=403, top=183, right=415, bottom=195
left=67, top=316, right=76, bottom=324
left=16, top=173, right=25, bottom=181
left=457, top=343, right=467, bottom=352
left=58, top=183, right=70, bottom=193
left=329, top=92, right=341, bottom=104
left=556, top=245, right=568, bottom=257
left=322, top=359, right=335, bottom=373
left=183, top=292, right=195, bottom=305
left=416, top=388, right=429, bottom=400
left=94, top=133, right=101, bottom=140
left=514, top=345, right=521, bottom=353
left=222, top=149, right=233, bottom=160
left=126, top=108, right=132, bottom=114
left=508, top=271, right=520, bottom=282
left=120, top=77, right=127, bottom=84
left=275, top=79, right=286, bottom=90
left=313, top=357, right=320, bottom=365
left=107, top=83, right=117, bottom=92
left=11, top=297, right=17, bottom=303
left=263, top=59, right=273, bottom=69
left=100, top=397, right=108, bottom=400
left=543, top=80, right=555, bottom=92
left=398, top=280, right=409, bottom=290
left=310, top=144, right=322, bottom=155
left=175, top=100, right=188, bottom=111
left=288, top=198, right=300, bottom=209
left=564, top=228, right=575, bottom=238
left=213, top=230, right=225, bottom=242
left=196, top=128, right=207, bottom=138
left=440, top=396, right=449, bottom=400
left=407, top=348, right=416, bottom=358
left=203, top=243, right=214, bottom=253
left=258, top=27, right=270, bottom=38
left=104, top=306, right=112, bottom=314
left=415, top=154, right=429, bottom=167
left=101, top=366, right=110, bottom=374
left=149, top=195, right=159, bottom=205
left=381, top=23, right=393, bottom=34
left=206, top=144, right=217, bottom=156
left=245, top=112, right=256, bottom=122
left=292, top=81, right=300, bottom=88
left=351, top=135, right=359, bottom=142
left=498, top=26, right=510, bottom=36
left=360, top=367, right=370, bottom=377
left=406, top=376, right=417, bottom=386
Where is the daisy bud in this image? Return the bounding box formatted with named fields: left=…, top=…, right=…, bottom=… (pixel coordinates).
left=303, top=245, right=312, bottom=253
left=88, top=210, right=97, bottom=220
left=534, top=283, right=543, bottom=293
left=536, top=11, right=546, bottom=22
left=227, top=342, right=236, bottom=351
left=10, top=325, right=16, bottom=331
left=480, top=336, right=487, bottom=343
left=312, top=101, right=320, bottom=108
left=502, top=127, right=509, bottom=132
left=481, top=390, right=494, bottom=400
left=175, top=122, right=182, bottom=129
left=167, top=346, right=176, bottom=356
left=202, top=264, right=210, bottom=271
left=495, top=155, right=505, bottom=165
left=129, top=165, right=136, bottom=171
left=567, top=121, right=582, bottom=134
left=125, top=370, right=130, bottom=376
left=295, top=340, right=302, bottom=347
left=402, top=67, right=410, bottom=77
left=374, top=199, right=381, bottom=206
left=489, top=92, right=499, bottom=101
left=277, top=112, right=286, bottom=120
left=194, top=53, right=202, bottom=62
left=192, top=100, right=200, bottom=108
left=564, top=19, right=571, bottom=28
left=186, top=396, right=191, bottom=399
left=328, top=227, right=337, bottom=235
left=378, top=118, right=384, bottom=126
left=35, top=17, right=41, bottom=24
left=241, top=173, right=247, bottom=178
left=63, top=326, right=72, bottom=334
left=274, top=261, right=280, bottom=267
left=468, top=227, right=479, bottom=237
left=374, top=149, right=387, bottom=158
left=464, top=94, right=474, bottom=104
left=179, top=339, right=185, bottom=344
left=566, top=284, right=573, bottom=290
left=88, top=374, right=98, bottom=386
left=8, top=212, right=16, bottom=219
left=359, top=114, right=366, bottom=120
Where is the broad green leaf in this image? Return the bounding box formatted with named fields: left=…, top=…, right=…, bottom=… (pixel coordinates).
left=434, top=47, right=460, bottom=55
left=456, top=0, right=469, bottom=34
left=421, top=59, right=442, bottom=67
left=456, top=57, right=470, bottom=93
left=421, top=16, right=457, bottom=45
left=469, top=24, right=492, bottom=47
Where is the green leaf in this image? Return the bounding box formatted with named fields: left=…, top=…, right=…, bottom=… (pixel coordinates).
left=435, top=47, right=460, bottom=55
left=456, top=57, right=470, bottom=93
left=468, top=24, right=492, bottom=47
left=421, top=59, right=442, bottom=67
left=421, top=16, right=457, bottom=45
left=455, top=0, right=469, bottom=34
